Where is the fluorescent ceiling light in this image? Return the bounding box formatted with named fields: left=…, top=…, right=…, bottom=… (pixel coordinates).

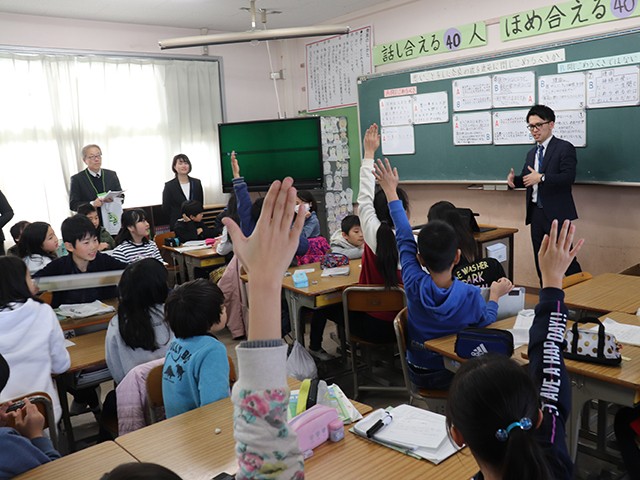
left=159, top=25, right=350, bottom=50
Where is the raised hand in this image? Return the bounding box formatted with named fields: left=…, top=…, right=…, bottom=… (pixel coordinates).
left=231, top=151, right=241, bottom=179
left=363, top=123, right=380, bottom=159
left=538, top=219, right=584, bottom=290
left=373, top=158, right=400, bottom=202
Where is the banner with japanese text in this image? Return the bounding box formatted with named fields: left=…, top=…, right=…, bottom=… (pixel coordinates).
left=374, top=22, right=487, bottom=66
left=501, top=0, right=640, bottom=41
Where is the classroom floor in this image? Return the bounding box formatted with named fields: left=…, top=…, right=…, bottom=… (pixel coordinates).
left=67, top=291, right=629, bottom=479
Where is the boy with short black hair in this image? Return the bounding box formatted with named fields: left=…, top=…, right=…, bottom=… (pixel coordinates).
left=34, top=215, right=126, bottom=307
left=77, top=203, right=115, bottom=251
left=374, top=159, right=513, bottom=389
left=7, top=220, right=30, bottom=256
left=173, top=200, right=216, bottom=243
left=162, top=278, right=229, bottom=418
left=329, top=214, right=364, bottom=259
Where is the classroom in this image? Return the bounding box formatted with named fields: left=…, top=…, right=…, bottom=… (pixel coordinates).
left=1, top=0, right=640, bottom=479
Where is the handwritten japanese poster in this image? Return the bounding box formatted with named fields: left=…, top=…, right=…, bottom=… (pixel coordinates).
left=492, top=72, right=536, bottom=108
left=306, top=26, right=373, bottom=112
left=374, top=22, right=487, bottom=66
left=586, top=65, right=640, bottom=108
left=554, top=110, right=587, bottom=147
left=381, top=126, right=415, bottom=155
left=501, top=0, right=640, bottom=42
left=538, top=73, right=586, bottom=110
left=379, top=96, right=413, bottom=126
left=413, top=91, right=449, bottom=124
left=493, top=110, right=534, bottom=145
left=453, top=76, right=492, bottom=111
left=453, top=112, right=492, bottom=145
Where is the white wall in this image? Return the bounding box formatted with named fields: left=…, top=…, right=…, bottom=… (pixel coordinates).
left=281, top=0, right=640, bottom=287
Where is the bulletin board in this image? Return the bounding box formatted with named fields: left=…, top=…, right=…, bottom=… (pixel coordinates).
left=357, top=28, right=640, bottom=184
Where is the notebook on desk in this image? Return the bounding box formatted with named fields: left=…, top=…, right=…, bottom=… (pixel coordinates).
left=352, top=405, right=460, bottom=464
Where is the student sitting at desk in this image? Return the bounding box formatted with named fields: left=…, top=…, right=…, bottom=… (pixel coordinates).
left=329, top=214, right=364, bottom=260
left=173, top=200, right=216, bottom=243
left=375, top=158, right=513, bottom=389
left=111, top=209, right=163, bottom=264
left=0, top=354, right=63, bottom=479
left=77, top=202, right=115, bottom=251
left=18, top=222, right=60, bottom=275
left=428, top=201, right=506, bottom=287
left=0, top=257, right=71, bottom=425
left=225, top=176, right=305, bottom=479
left=105, top=259, right=173, bottom=384
left=34, top=215, right=127, bottom=308
left=162, top=279, right=229, bottom=418
left=446, top=219, right=581, bottom=480
left=7, top=220, right=30, bottom=257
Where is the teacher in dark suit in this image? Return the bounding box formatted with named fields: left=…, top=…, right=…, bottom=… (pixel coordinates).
left=69, top=144, right=123, bottom=225
left=162, top=153, right=204, bottom=230
left=507, top=104, right=581, bottom=282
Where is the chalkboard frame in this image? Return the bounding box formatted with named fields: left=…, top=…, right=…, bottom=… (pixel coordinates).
left=357, top=27, right=640, bottom=185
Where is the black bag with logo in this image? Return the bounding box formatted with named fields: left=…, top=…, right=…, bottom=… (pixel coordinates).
left=455, top=328, right=514, bottom=359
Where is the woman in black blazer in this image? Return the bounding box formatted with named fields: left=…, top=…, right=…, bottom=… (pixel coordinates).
left=162, top=154, right=204, bottom=230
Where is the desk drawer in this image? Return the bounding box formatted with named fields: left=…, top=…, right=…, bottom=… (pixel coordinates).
left=315, top=291, right=342, bottom=308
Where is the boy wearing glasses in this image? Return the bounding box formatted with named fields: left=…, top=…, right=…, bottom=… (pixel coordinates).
left=69, top=144, right=123, bottom=226
left=507, top=104, right=581, bottom=282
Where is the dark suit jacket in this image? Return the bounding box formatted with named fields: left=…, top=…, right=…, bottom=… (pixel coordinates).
left=162, top=176, right=204, bottom=230
left=513, top=136, right=578, bottom=225
left=69, top=168, right=122, bottom=211
left=0, top=189, right=14, bottom=243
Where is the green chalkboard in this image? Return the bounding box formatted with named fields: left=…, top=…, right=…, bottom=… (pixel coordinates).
left=358, top=28, right=640, bottom=184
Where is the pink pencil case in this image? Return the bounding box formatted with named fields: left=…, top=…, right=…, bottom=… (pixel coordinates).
left=289, top=404, right=339, bottom=452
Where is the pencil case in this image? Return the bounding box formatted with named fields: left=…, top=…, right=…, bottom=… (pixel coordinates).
left=455, top=328, right=514, bottom=359
left=289, top=404, right=339, bottom=452
left=564, top=317, right=621, bottom=366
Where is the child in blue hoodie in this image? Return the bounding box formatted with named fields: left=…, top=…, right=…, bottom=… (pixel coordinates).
left=374, top=159, right=513, bottom=389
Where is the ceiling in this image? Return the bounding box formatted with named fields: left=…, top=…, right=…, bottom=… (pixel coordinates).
left=0, top=0, right=388, bottom=31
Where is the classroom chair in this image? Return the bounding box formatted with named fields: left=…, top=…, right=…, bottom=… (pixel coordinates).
left=4, top=392, right=59, bottom=450
left=562, top=271, right=593, bottom=289
left=342, top=285, right=407, bottom=399
left=393, top=308, right=448, bottom=415
left=153, top=231, right=181, bottom=285
left=145, top=355, right=237, bottom=424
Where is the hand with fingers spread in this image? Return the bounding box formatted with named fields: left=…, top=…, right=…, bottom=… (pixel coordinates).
left=538, top=219, right=584, bottom=290
left=522, top=166, right=543, bottom=187
left=373, top=158, right=400, bottom=202
left=363, top=123, right=380, bottom=159
left=223, top=177, right=305, bottom=340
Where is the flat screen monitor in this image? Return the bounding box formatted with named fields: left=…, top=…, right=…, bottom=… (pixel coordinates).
left=218, top=117, right=323, bottom=192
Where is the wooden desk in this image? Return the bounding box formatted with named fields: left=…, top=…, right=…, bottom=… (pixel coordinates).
left=117, top=378, right=477, bottom=479
left=564, top=272, right=640, bottom=315
left=474, top=226, right=519, bottom=280
left=59, top=298, right=118, bottom=333
left=14, top=441, right=136, bottom=480
left=425, top=312, right=640, bottom=460
left=242, top=261, right=361, bottom=344
left=164, top=246, right=225, bottom=282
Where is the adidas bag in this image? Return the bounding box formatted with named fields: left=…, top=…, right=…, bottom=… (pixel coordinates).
left=454, top=328, right=514, bottom=359
left=564, top=317, right=621, bottom=366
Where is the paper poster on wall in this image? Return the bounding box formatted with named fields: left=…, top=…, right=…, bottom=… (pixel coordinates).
left=452, top=76, right=492, bottom=111
left=492, top=72, right=536, bottom=108
left=381, top=125, right=415, bottom=155
left=413, top=91, right=449, bottom=124
left=586, top=65, right=640, bottom=108
left=538, top=73, right=586, bottom=110
left=554, top=110, right=587, bottom=147
left=453, top=112, right=492, bottom=145
left=306, top=26, right=373, bottom=112
left=493, top=110, right=534, bottom=145
left=379, top=96, right=413, bottom=126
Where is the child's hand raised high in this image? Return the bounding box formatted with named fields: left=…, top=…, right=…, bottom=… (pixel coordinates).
left=223, top=177, right=305, bottom=340
left=539, top=219, right=584, bottom=290
left=231, top=151, right=241, bottom=179
left=363, top=123, right=380, bottom=159
left=373, top=158, right=400, bottom=202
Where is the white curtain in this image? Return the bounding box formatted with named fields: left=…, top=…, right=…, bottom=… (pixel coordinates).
left=0, top=51, right=224, bottom=239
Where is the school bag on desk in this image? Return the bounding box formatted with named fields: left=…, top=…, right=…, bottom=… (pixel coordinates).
left=564, top=317, right=622, bottom=366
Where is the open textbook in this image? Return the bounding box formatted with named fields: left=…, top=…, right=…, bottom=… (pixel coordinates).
left=352, top=404, right=461, bottom=464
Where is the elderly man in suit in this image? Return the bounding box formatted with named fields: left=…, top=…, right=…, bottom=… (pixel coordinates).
left=69, top=144, right=123, bottom=226
left=507, top=104, right=582, bottom=282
